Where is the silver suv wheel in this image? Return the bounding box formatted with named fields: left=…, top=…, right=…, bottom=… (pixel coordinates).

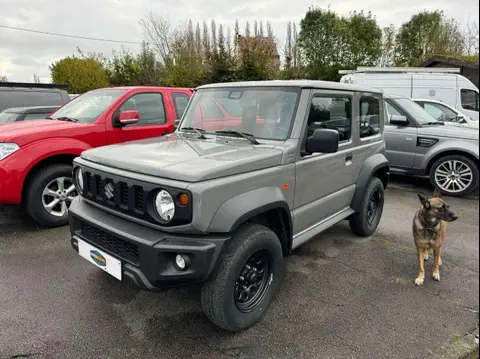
left=434, top=160, right=473, bottom=194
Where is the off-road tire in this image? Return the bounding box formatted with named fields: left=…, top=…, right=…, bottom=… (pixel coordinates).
left=25, top=163, right=74, bottom=228
left=201, top=223, right=284, bottom=332
left=429, top=155, right=479, bottom=197
left=349, top=177, right=385, bottom=237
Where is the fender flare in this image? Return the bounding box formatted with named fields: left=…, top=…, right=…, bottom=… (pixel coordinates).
left=207, top=186, right=292, bottom=237
left=350, top=153, right=389, bottom=213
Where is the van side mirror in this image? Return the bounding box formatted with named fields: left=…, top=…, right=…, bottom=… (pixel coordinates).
left=117, top=110, right=139, bottom=126
left=304, top=129, right=339, bottom=155
left=390, top=115, right=409, bottom=126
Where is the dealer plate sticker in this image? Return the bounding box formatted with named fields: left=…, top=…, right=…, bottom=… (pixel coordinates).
left=78, top=239, right=122, bottom=281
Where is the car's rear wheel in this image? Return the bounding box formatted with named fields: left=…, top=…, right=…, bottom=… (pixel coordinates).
left=429, top=155, right=479, bottom=197
left=25, top=164, right=77, bottom=227
left=201, top=223, right=284, bottom=332
left=349, top=177, right=385, bottom=237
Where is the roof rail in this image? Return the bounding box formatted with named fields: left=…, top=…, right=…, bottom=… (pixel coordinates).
left=0, top=82, right=69, bottom=90
left=338, top=67, right=461, bottom=75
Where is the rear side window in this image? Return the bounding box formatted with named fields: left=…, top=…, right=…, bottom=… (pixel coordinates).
left=359, top=97, right=381, bottom=138
left=0, top=89, right=65, bottom=112
left=461, top=89, right=479, bottom=112
left=171, top=92, right=190, bottom=119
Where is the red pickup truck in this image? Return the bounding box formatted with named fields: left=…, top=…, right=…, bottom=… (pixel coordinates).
left=0, top=86, right=193, bottom=227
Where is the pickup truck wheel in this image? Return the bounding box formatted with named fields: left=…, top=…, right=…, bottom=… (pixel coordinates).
left=201, top=223, right=284, bottom=332
left=349, top=177, right=384, bottom=237
left=429, top=155, right=479, bottom=197
left=25, top=164, right=77, bottom=228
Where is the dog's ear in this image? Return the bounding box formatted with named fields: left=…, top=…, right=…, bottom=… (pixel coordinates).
left=433, top=188, right=442, bottom=198
left=417, top=194, right=430, bottom=208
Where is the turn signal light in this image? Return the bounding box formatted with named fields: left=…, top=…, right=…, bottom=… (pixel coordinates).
left=177, top=193, right=189, bottom=206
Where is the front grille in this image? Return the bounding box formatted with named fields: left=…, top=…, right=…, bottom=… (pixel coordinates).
left=81, top=223, right=140, bottom=265
left=83, top=170, right=146, bottom=219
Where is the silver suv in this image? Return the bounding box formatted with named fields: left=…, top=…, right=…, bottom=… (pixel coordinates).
left=383, top=94, right=479, bottom=197
left=68, top=81, right=390, bottom=331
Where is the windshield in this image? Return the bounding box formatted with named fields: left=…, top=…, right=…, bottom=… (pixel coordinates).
left=49, top=89, right=127, bottom=124
left=393, top=98, right=439, bottom=125
left=179, top=87, right=301, bottom=141
left=0, top=111, right=18, bottom=124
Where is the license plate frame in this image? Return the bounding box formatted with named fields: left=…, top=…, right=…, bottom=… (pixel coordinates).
left=77, top=239, right=122, bottom=281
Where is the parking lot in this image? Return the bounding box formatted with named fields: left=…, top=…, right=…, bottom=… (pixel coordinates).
left=1, top=176, right=478, bottom=359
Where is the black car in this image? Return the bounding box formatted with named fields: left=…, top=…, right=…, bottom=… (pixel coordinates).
left=0, top=82, right=70, bottom=112
left=0, top=105, right=60, bottom=124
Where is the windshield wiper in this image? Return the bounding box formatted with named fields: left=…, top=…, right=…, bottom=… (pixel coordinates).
left=48, top=116, right=79, bottom=123
left=423, top=122, right=444, bottom=126
left=215, top=130, right=260, bottom=145
left=180, top=127, right=207, bottom=139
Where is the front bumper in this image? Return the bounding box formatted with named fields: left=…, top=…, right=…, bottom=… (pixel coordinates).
left=69, top=197, right=230, bottom=291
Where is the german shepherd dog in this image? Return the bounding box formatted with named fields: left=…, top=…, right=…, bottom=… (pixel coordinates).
left=413, top=189, right=458, bottom=286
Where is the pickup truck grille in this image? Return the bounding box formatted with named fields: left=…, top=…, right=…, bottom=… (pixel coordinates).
left=79, top=167, right=192, bottom=227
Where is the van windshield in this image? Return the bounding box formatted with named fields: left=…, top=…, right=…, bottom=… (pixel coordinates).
left=49, top=89, right=127, bottom=124
left=393, top=98, right=440, bottom=125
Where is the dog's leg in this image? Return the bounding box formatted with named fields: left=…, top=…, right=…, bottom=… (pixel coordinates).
left=424, top=250, right=429, bottom=261
left=439, top=249, right=443, bottom=266
left=433, top=249, right=441, bottom=281
left=415, top=248, right=426, bottom=286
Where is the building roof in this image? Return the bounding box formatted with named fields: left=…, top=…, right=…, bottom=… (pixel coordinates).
left=422, top=55, right=479, bottom=69
left=197, top=80, right=383, bottom=94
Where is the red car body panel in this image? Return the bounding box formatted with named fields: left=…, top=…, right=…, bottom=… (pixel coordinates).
left=0, top=86, right=193, bottom=205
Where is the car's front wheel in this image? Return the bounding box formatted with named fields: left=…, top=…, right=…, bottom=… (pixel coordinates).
left=201, top=223, right=284, bottom=332
left=25, top=164, right=77, bottom=227
left=429, top=155, right=479, bottom=197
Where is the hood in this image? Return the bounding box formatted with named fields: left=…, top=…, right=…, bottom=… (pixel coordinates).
left=81, top=134, right=283, bottom=182
left=0, top=120, right=91, bottom=146
left=420, top=125, right=479, bottom=141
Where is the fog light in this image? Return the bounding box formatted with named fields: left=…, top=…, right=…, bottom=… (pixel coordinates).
left=175, top=254, right=189, bottom=270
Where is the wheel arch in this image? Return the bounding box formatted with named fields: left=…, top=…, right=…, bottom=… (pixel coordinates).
left=425, top=150, right=480, bottom=176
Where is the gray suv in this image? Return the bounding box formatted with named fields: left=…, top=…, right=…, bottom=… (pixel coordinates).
left=383, top=94, right=479, bottom=197
left=68, top=80, right=390, bottom=331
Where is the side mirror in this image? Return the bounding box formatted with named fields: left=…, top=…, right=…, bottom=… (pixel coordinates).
left=174, top=119, right=181, bottom=131
left=118, top=110, right=139, bottom=126
left=305, top=129, right=339, bottom=155
left=390, top=115, right=408, bottom=126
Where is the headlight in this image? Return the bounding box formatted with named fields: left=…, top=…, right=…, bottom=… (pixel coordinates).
left=154, top=190, right=175, bottom=221
left=0, top=143, right=20, bottom=161
left=74, top=168, right=83, bottom=192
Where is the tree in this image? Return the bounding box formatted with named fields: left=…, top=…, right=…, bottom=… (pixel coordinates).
left=462, top=19, right=479, bottom=56
left=50, top=56, right=109, bottom=93
left=379, top=25, right=397, bottom=66
left=395, top=10, right=465, bottom=66
left=0, top=75, right=7, bottom=82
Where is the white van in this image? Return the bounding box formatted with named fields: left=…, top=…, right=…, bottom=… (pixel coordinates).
left=339, top=67, right=479, bottom=121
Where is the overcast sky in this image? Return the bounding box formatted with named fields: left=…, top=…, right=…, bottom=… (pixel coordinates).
left=1, top=0, right=479, bottom=83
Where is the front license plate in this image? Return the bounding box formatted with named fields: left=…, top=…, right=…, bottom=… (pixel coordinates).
left=78, top=239, right=122, bottom=281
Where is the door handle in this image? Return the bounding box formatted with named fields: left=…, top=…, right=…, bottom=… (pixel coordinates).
left=345, top=153, right=353, bottom=163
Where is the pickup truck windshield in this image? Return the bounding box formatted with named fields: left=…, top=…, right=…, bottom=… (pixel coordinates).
left=179, top=87, right=301, bottom=141
left=49, top=89, right=127, bottom=124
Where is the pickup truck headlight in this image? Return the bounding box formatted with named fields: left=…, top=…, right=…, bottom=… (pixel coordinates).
left=0, top=143, right=20, bottom=161
left=154, top=190, right=175, bottom=221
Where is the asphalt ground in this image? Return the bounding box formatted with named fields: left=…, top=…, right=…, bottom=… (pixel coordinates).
left=1, top=175, right=478, bottom=359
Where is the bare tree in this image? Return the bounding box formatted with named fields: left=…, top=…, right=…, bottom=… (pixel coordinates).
left=0, top=75, right=8, bottom=82
left=139, top=12, right=174, bottom=64
left=463, top=19, right=479, bottom=56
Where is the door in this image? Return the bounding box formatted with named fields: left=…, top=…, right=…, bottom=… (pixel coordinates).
left=383, top=99, right=418, bottom=173
left=412, top=74, right=456, bottom=106
left=107, top=92, right=170, bottom=144
left=459, top=88, right=479, bottom=121
left=293, top=92, right=357, bottom=234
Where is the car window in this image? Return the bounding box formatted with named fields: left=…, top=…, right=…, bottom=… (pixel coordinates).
left=422, top=102, right=458, bottom=122
left=24, top=112, right=50, bottom=120
left=0, top=111, right=18, bottom=124
left=171, top=92, right=190, bottom=119
left=0, top=89, right=64, bottom=112
left=120, top=92, right=166, bottom=126
left=461, top=89, right=479, bottom=112
left=307, top=96, right=352, bottom=142
left=359, top=97, right=381, bottom=138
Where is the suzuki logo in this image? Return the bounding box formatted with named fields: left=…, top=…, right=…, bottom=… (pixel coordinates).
left=104, top=182, right=115, bottom=200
